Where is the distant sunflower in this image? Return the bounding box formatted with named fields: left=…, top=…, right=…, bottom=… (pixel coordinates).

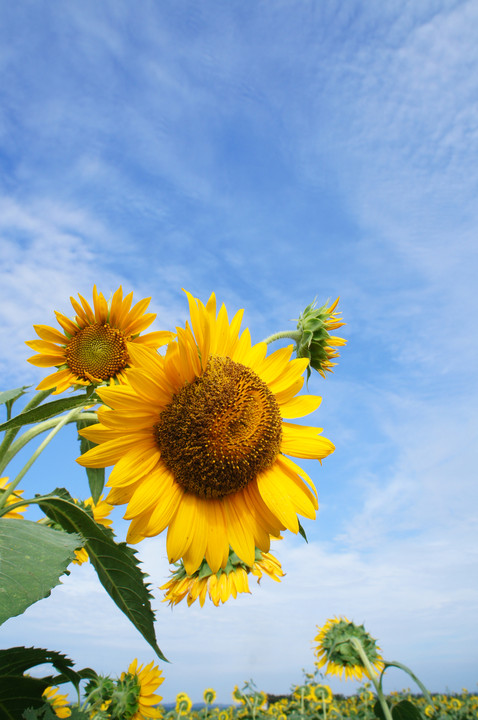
left=161, top=548, right=284, bottom=607
left=314, top=617, right=384, bottom=681
left=122, top=658, right=163, bottom=720
left=0, top=478, right=28, bottom=519
left=26, top=285, right=173, bottom=394
left=78, top=291, right=334, bottom=574
left=42, top=686, right=71, bottom=718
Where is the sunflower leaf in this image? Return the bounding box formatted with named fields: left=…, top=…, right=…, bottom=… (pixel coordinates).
left=38, top=490, right=167, bottom=662
left=0, top=394, right=97, bottom=432
left=0, top=646, right=75, bottom=720
left=0, top=387, right=30, bottom=420
left=0, top=519, right=82, bottom=625
left=76, top=418, right=105, bottom=503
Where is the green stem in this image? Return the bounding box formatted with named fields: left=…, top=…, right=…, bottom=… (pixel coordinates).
left=262, top=330, right=302, bottom=345
left=380, top=661, right=434, bottom=707
left=0, top=411, right=98, bottom=475
left=0, top=407, right=83, bottom=511
left=0, top=389, right=53, bottom=465
left=350, top=638, right=393, bottom=720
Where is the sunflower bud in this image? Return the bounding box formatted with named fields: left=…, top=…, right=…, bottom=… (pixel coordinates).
left=295, top=298, right=346, bottom=379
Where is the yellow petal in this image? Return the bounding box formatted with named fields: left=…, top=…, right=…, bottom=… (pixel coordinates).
left=281, top=423, right=335, bottom=460
left=279, top=394, right=322, bottom=419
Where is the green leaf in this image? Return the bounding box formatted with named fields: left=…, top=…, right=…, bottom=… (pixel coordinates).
left=0, top=387, right=29, bottom=408
left=0, top=646, right=75, bottom=720
left=22, top=704, right=58, bottom=720
left=374, top=700, right=387, bottom=720
left=38, top=491, right=167, bottom=662
left=392, top=700, right=424, bottom=720
left=0, top=395, right=96, bottom=432
left=0, top=519, right=82, bottom=625
left=76, top=419, right=104, bottom=503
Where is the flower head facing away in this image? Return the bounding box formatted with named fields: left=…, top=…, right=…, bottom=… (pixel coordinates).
left=314, top=616, right=384, bottom=681
left=161, top=547, right=284, bottom=607
left=26, top=285, right=174, bottom=394
left=78, top=291, right=334, bottom=575
left=295, top=298, right=346, bottom=379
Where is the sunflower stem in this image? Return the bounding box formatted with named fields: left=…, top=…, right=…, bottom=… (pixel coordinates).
left=262, top=330, right=302, bottom=345
left=0, top=407, right=83, bottom=511
left=0, top=389, right=53, bottom=469
left=0, top=411, right=98, bottom=475
left=380, top=661, right=434, bottom=707
left=350, top=637, right=393, bottom=720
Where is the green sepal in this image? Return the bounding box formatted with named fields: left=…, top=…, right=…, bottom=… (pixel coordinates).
left=0, top=518, right=82, bottom=625
left=38, top=489, right=167, bottom=662
left=0, top=646, right=79, bottom=720
left=298, top=519, right=308, bottom=543
left=76, top=418, right=104, bottom=503
left=0, top=394, right=98, bottom=432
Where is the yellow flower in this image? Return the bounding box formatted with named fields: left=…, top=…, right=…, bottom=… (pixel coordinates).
left=176, top=692, right=193, bottom=714
left=72, top=495, right=114, bottom=565
left=161, top=547, right=284, bottom=607
left=310, top=685, right=333, bottom=704
left=203, top=688, right=216, bottom=704
left=314, top=617, right=384, bottom=682
left=78, top=291, right=334, bottom=574
left=123, top=658, right=164, bottom=720
left=42, top=686, right=71, bottom=718
left=0, top=478, right=28, bottom=519
left=294, top=298, right=346, bottom=379
left=26, top=285, right=174, bottom=394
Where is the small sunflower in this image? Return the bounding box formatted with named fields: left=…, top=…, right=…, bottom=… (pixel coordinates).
left=122, top=658, right=164, bottom=720
left=314, top=616, right=384, bottom=681
left=310, top=685, right=333, bottom=704
left=72, top=495, right=114, bottom=565
left=42, top=686, right=71, bottom=718
left=203, top=688, right=216, bottom=705
left=295, top=298, right=346, bottom=379
left=26, top=285, right=174, bottom=394
left=78, top=291, right=334, bottom=574
left=176, top=692, right=193, bottom=715
left=0, top=478, right=28, bottom=519
left=161, top=547, right=284, bottom=607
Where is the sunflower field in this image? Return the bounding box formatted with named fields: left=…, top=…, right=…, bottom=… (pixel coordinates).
left=0, top=287, right=472, bottom=720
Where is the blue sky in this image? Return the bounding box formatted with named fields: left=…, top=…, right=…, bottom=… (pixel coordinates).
left=1, top=0, right=477, bottom=703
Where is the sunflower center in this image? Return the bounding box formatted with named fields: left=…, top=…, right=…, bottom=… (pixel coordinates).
left=154, top=355, right=282, bottom=499
left=65, top=323, right=129, bottom=381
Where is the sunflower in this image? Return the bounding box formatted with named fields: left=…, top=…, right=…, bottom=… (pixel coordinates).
left=0, top=478, right=28, bottom=519
left=203, top=688, right=216, bottom=705
left=314, top=617, right=384, bottom=681
left=161, top=547, right=284, bottom=607
left=78, top=291, right=334, bottom=574
left=42, top=686, right=71, bottom=718
left=294, top=298, right=346, bottom=379
left=26, top=285, right=174, bottom=394
left=72, top=495, right=114, bottom=565
left=122, top=658, right=163, bottom=720
left=176, top=692, right=193, bottom=715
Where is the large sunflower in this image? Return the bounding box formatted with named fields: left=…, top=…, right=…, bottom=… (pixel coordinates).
left=26, top=285, right=174, bottom=394
left=78, top=291, right=334, bottom=574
